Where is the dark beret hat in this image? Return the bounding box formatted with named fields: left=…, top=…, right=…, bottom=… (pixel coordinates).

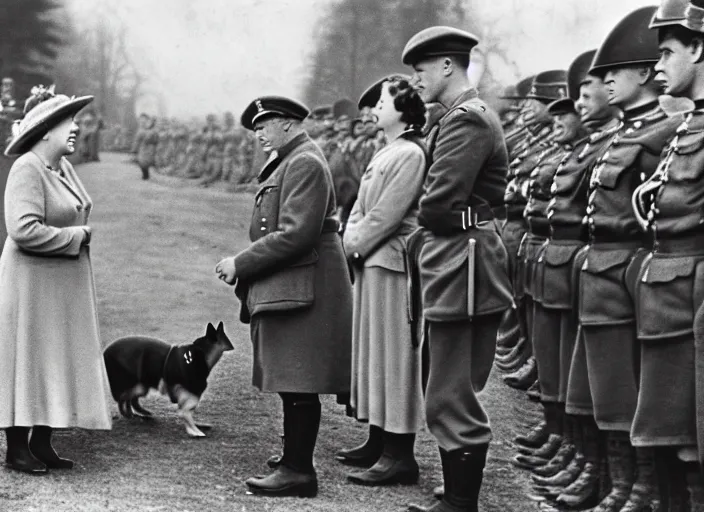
left=402, top=26, right=479, bottom=65
left=590, top=6, right=659, bottom=77
left=240, top=95, right=310, bottom=130
left=526, top=69, right=569, bottom=103
left=357, top=74, right=411, bottom=110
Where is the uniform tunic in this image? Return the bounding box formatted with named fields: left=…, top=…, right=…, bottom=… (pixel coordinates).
left=343, top=134, right=426, bottom=434
left=579, top=101, right=681, bottom=431
left=631, top=106, right=704, bottom=449
left=0, top=152, right=112, bottom=429
left=234, top=133, right=352, bottom=393
left=415, top=88, right=512, bottom=451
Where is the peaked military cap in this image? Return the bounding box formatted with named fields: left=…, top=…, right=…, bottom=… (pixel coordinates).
left=240, top=96, right=310, bottom=131
left=526, top=70, right=569, bottom=103
left=333, top=98, right=357, bottom=120
left=402, top=26, right=479, bottom=65
left=357, top=74, right=411, bottom=110
left=590, top=6, right=659, bottom=77
left=548, top=49, right=598, bottom=115
left=501, top=75, right=536, bottom=100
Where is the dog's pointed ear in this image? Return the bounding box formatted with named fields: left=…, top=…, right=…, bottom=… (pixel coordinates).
left=206, top=322, right=216, bottom=338
left=216, top=321, right=224, bottom=333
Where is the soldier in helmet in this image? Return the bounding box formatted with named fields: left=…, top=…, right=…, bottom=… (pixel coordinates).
left=509, top=67, right=587, bottom=475
left=550, top=7, right=683, bottom=511
left=402, top=26, right=513, bottom=512
left=501, top=71, right=567, bottom=394
left=629, top=0, right=704, bottom=508
left=521, top=50, right=623, bottom=505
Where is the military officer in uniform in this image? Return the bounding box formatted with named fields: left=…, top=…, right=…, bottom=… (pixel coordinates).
left=215, top=96, right=352, bottom=498
left=633, top=1, right=704, bottom=508
left=528, top=50, right=622, bottom=501
left=402, top=26, right=513, bottom=512
left=553, top=7, right=682, bottom=511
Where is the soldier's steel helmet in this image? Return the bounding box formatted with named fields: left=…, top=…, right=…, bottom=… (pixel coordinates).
left=548, top=50, right=597, bottom=115
left=525, top=70, right=569, bottom=103
left=590, top=6, right=660, bottom=77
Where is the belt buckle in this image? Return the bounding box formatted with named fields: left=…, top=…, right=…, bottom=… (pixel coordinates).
left=461, top=207, right=474, bottom=230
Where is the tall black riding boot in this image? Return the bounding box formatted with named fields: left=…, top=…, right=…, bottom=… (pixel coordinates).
left=335, top=423, right=384, bottom=467
left=408, top=444, right=489, bottom=512
left=5, top=427, right=47, bottom=474
left=246, top=396, right=320, bottom=498
left=347, top=431, right=419, bottom=486
left=29, top=426, right=74, bottom=469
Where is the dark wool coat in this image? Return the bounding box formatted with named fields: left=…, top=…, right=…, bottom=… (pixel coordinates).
left=234, top=132, right=352, bottom=393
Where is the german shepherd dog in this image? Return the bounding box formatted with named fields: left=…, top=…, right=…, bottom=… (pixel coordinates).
left=103, top=322, right=233, bottom=437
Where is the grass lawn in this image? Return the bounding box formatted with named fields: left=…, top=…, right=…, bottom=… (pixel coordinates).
left=0, top=153, right=540, bottom=511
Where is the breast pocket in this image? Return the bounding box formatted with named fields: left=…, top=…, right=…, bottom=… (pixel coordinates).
left=596, top=145, right=640, bottom=190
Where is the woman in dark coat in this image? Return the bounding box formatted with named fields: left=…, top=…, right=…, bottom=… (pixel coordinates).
left=216, top=96, right=352, bottom=498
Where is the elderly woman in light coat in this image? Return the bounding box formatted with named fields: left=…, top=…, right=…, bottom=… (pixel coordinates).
left=0, top=86, right=111, bottom=475
left=337, top=75, right=428, bottom=486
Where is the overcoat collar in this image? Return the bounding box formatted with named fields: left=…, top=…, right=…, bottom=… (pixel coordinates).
left=257, top=132, right=311, bottom=183
left=445, top=88, right=479, bottom=113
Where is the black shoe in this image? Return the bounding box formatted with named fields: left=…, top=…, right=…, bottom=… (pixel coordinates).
left=347, top=453, right=419, bottom=486
left=335, top=424, right=383, bottom=467
left=29, top=426, right=74, bottom=469
left=4, top=427, right=48, bottom=475
left=245, top=465, right=318, bottom=497
left=514, top=421, right=549, bottom=449
left=503, top=357, right=538, bottom=390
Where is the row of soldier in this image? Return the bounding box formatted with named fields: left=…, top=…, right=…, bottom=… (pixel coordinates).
left=127, top=100, right=386, bottom=204
left=492, top=2, right=704, bottom=512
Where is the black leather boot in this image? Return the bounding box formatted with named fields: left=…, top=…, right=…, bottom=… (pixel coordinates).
left=347, top=431, right=419, bottom=486
left=335, top=424, right=383, bottom=467
left=503, top=356, right=538, bottom=390
left=29, top=426, right=74, bottom=469
left=554, top=418, right=602, bottom=509
left=514, top=421, right=550, bottom=449
left=5, top=427, right=48, bottom=475
left=407, top=445, right=488, bottom=512
left=246, top=397, right=320, bottom=498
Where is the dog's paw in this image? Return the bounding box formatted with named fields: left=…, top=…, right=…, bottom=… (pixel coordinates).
left=186, top=426, right=206, bottom=438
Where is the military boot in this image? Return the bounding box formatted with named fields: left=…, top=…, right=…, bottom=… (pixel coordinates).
left=246, top=399, right=320, bottom=498
left=4, top=427, right=47, bottom=475
left=517, top=433, right=563, bottom=457
left=554, top=420, right=602, bottom=509
left=589, top=431, right=635, bottom=512
left=514, top=421, right=550, bottom=449
left=335, top=424, right=383, bottom=467
left=513, top=435, right=563, bottom=470
left=503, top=357, right=538, bottom=390
left=407, top=445, right=488, bottom=512
left=619, top=447, right=657, bottom=512
left=532, top=441, right=577, bottom=478
left=29, top=426, right=74, bottom=469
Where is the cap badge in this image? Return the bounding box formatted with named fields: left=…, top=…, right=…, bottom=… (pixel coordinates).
left=255, top=100, right=263, bottom=112
left=530, top=86, right=537, bottom=95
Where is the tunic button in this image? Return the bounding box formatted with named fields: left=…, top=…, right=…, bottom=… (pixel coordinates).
left=586, top=205, right=594, bottom=214
left=589, top=218, right=595, bottom=225
left=634, top=121, right=643, bottom=129
left=582, top=216, right=589, bottom=225
left=261, top=217, right=267, bottom=222
left=640, top=173, right=646, bottom=182
left=550, top=183, right=557, bottom=194
left=260, top=227, right=266, bottom=231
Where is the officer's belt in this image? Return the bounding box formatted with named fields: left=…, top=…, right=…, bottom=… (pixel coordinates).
left=449, top=204, right=496, bottom=231
left=322, top=217, right=341, bottom=233
left=653, top=232, right=704, bottom=254
left=550, top=225, right=587, bottom=241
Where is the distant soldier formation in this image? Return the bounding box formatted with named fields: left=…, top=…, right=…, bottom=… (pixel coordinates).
left=121, top=98, right=385, bottom=197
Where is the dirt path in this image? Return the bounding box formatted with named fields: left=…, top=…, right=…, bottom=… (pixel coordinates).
left=0, top=153, right=540, bottom=512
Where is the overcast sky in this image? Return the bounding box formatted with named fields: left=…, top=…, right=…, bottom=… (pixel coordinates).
left=66, top=0, right=660, bottom=120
